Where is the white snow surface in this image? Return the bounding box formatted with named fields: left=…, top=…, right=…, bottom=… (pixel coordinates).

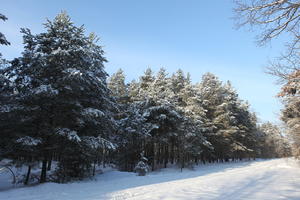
left=1, top=158, right=300, bottom=200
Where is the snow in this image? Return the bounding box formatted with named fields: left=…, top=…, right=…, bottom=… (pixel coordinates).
left=51, top=47, right=72, bottom=56
left=63, top=68, right=82, bottom=76
left=56, top=128, right=81, bottom=142
left=82, top=136, right=116, bottom=150
left=16, top=136, right=42, bottom=146
left=1, top=158, right=300, bottom=200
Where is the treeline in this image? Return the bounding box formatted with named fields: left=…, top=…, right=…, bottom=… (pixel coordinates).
left=0, top=12, right=290, bottom=184
left=109, top=68, right=291, bottom=172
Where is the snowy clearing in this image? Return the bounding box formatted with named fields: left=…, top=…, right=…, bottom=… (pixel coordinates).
left=1, top=158, right=300, bottom=200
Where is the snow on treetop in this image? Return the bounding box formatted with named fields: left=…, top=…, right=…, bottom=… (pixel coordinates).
left=16, top=136, right=42, bottom=146
left=56, top=128, right=81, bottom=142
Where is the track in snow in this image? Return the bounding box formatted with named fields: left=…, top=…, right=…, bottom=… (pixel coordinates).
left=1, top=158, right=300, bottom=200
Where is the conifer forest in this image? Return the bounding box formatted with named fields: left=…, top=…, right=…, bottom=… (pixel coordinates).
left=1, top=1, right=300, bottom=200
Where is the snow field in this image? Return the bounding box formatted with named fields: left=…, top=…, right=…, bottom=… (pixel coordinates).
left=1, top=158, right=299, bottom=200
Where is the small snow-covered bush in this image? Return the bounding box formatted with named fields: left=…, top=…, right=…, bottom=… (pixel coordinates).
left=134, top=161, right=149, bottom=176
left=134, top=152, right=149, bottom=176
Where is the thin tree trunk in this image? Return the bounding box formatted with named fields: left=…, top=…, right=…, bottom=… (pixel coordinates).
left=93, top=160, right=96, bottom=176
left=24, top=165, right=31, bottom=185
left=164, top=145, right=168, bottom=168
left=47, top=158, right=52, bottom=171
left=152, top=142, right=156, bottom=171
left=40, top=158, right=47, bottom=183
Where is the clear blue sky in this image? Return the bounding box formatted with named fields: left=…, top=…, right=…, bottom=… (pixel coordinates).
left=1, top=0, right=287, bottom=123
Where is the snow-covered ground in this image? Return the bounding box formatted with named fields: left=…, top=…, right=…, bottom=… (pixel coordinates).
left=1, top=158, right=300, bottom=200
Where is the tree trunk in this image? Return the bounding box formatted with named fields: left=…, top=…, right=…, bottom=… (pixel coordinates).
left=40, top=159, right=47, bottom=183
left=93, top=160, right=96, bottom=176
left=102, top=148, right=106, bottom=168
left=24, top=165, right=31, bottom=185
left=164, top=145, right=168, bottom=168
left=152, top=142, right=156, bottom=171
left=47, top=159, right=52, bottom=171
left=171, top=142, right=174, bottom=164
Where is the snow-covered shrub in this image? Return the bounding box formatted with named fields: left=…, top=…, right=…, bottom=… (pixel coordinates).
left=134, top=152, right=149, bottom=176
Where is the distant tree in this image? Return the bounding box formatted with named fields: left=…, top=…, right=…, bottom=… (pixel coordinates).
left=108, top=69, right=128, bottom=104
left=150, top=68, right=172, bottom=104
left=137, top=68, right=155, bottom=101
left=258, top=122, right=291, bottom=158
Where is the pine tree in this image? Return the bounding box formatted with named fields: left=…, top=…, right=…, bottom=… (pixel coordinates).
left=8, top=12, right=117, bottom=182
left=137, top=68, right=155, bottom=101
left=0, top=14, right=15, bottom=160
left=115, top=101, right=151, bottom=171
left=108, top=69, right=128, bottom=104
left=149, top=68, right=173, bottom=104
left=141, top=100, right=183, bottom=170
left=0, top=13, right=10, bottom=46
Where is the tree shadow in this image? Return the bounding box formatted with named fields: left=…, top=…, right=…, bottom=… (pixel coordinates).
left=1, top=159, right=289, bottom=200
left=95, top=159, right=261, bottom=194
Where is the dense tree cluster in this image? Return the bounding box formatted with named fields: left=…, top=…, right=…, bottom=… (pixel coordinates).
left=108, top=68, right=290, bottom=172
left=0, top=12, right=290, bottom=184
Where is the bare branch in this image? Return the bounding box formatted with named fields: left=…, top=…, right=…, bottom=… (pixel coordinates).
left=234, top=0, right=300, bottom=45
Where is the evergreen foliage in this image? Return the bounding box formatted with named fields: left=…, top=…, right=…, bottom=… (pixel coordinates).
left=1, top=12, right=117, bottom=182
left=0, top=12, right=291, bottom=184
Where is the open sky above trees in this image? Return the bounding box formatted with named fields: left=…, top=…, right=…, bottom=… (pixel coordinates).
left=0, top=0, right=291, bottom=123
